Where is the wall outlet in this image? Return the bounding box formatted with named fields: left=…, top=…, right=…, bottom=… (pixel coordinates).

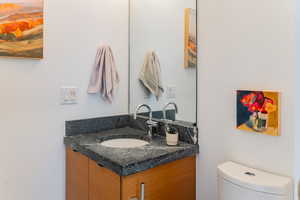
left=61, top=87, right=78, bottom=104
left=166, top=86, right=176, bottom=99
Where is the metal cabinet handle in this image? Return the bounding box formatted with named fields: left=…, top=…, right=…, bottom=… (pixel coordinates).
left=140, top=183, right=145, bottom=200
left=97, top=163, right=104, bottom=167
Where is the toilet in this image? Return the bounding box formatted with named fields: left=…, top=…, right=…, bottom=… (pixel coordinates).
left=218, top=162, right=293, bottom=200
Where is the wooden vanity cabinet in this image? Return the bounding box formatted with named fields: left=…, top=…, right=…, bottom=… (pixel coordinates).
left=66, top=147, right=196, bottom=200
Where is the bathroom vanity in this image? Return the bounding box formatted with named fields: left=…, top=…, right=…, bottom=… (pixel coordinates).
left=65, top=0, right=198, bottom=198
left=64, top=116, right=198, bottom=200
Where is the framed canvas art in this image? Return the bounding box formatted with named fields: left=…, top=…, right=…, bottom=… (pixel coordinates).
left=184, top=8, right=197, bottom=68
left=236, top=90, right=280, bottom=136
left=0, top=0, right=43, bottom=58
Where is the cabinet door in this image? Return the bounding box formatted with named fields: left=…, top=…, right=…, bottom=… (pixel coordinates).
left=66, top=147, right=89, bottom=200
left=89, top=159, right=121, bottom=200
left=121, top=156, right=196, bottom=200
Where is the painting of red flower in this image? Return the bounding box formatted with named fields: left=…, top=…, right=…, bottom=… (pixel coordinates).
left=237, top=90, right=280, bottom=136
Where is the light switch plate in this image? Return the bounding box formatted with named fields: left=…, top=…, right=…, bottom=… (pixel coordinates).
left=61, top=87, right=78, bottom=104
left=166, top=86, right=176, bottom=99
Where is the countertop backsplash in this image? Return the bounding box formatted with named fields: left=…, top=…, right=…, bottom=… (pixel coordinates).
left=66, top=112, right=198, bottom=145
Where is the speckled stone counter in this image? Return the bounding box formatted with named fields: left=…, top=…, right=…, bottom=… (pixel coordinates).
left=64, top=126, right=199, bottom=176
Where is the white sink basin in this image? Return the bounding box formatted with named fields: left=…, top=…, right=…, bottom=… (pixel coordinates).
left=100, top=138, right=149, bottom=148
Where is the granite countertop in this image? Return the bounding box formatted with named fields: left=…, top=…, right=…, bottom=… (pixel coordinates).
left=64, top=127, right=199, bottom=176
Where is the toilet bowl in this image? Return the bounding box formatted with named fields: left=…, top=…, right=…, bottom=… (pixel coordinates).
left=218, top=162, right=292, bottom=200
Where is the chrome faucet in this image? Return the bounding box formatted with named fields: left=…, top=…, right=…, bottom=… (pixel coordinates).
left=134, top=104, right=158, bottom=140
left=162, top=102, right=178, bottom=121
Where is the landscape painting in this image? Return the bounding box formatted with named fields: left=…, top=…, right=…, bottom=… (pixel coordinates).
left=0, top=0, right=43, bottom=58
left=184, top=8, right=197, bottom=68
left=237, top=90, right=280, bottom=136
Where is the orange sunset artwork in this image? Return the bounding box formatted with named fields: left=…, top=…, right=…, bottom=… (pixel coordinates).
left=0, top=0, right=43, bottom=58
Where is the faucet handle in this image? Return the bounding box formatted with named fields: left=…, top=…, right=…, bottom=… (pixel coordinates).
left=146, top=120, right=158, bottom=139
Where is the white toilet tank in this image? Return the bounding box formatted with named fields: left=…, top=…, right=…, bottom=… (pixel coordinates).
left=218, top=162, right=292, bottom=200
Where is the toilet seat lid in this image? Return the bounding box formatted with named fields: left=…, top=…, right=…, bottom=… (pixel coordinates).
left=218, top=162, right=292, bottom=195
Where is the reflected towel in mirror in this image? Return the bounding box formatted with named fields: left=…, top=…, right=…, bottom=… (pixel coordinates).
left=139, top=51, right=164, bottom=99
left=87, top=45, right=119, bottom=103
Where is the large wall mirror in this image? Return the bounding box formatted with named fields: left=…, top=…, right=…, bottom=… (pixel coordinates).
left=129, top=0, right=197, bottom=123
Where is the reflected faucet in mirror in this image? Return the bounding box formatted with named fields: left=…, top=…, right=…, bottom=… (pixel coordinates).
left=134, top=104, right=158, bottom=140
left=163, top=102, right=178, bottom=122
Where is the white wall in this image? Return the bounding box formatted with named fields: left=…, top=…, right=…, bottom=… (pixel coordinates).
left=1, top=0, right=299, bottom=199
left=130, top=0, right=197, bottom=122
left=0, top=0, right=129, bottom=199
left=197, top=0, right=297, bottom=199
left=295, top=0, right=300, bottom=198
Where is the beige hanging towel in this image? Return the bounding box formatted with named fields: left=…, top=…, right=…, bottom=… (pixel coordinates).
left=139, top=51, right=164, bottom=99
left=88, top=45, right=119, bottom=103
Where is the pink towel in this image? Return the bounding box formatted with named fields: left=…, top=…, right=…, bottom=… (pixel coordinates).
left=88, top=45, right=119, bottom=103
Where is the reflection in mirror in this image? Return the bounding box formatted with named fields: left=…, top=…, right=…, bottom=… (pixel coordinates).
left=130, top=0, right=197, bottom=123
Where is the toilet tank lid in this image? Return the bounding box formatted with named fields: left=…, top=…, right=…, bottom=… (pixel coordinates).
left=218, top=162, right=292, bottom=195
